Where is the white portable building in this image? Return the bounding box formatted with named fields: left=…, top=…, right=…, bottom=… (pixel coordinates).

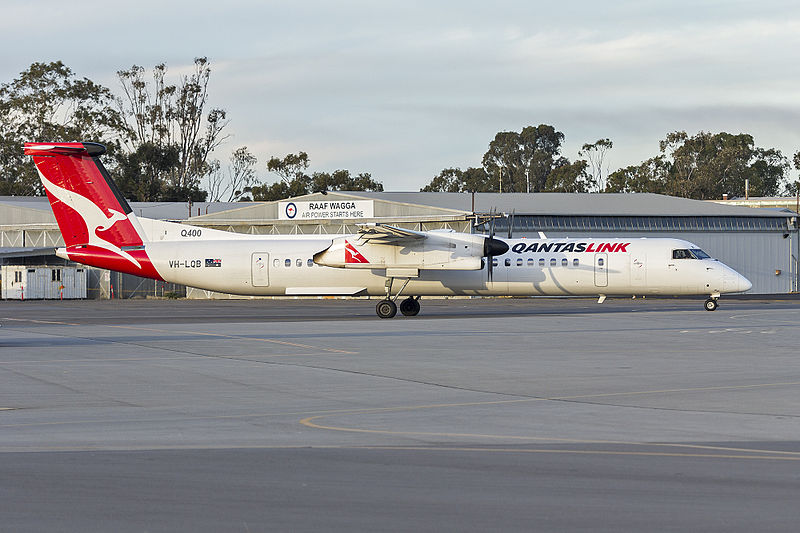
left=1, top=265, right=86, bottom=299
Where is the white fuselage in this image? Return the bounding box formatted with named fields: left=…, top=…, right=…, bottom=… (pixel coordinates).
left=74, top=219, right=749, bottom=298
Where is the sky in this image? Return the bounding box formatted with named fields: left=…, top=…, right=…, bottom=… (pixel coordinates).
left=2, top=0, right=800, bottom=191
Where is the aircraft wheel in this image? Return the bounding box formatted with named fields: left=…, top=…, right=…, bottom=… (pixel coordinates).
left=704, top=298, right=718, bottom=311
left=399, top=297, right=420, bottom=316
left=376, top=299, right=397, bottom=318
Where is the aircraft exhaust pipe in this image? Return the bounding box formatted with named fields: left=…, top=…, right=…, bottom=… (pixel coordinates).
left=483, top=237, right=509, bottom=257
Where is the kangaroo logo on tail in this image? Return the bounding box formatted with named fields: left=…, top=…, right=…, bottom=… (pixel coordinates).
left=24, top=142, right=160, bottom=278
left=36, top=170, right=141, bottom=268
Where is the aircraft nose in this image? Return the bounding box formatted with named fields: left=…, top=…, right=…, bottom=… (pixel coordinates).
left=738, top=274, right=752, bottom=293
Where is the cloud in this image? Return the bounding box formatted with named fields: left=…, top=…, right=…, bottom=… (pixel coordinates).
left=3, top=1, right=800, bottom=189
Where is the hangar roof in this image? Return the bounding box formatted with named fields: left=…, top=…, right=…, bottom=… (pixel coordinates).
left=1, top=192, right=793, bottom=228
left=341, top=192, right=793, bottom=218
left=0, top=197, right=243, bottom=225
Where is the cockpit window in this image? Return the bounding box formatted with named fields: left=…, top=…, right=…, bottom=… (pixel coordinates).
left=673, top=248, right=711, bottom=259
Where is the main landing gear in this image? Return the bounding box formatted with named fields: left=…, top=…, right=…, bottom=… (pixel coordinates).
left=376, top=277, right=420, bottom=318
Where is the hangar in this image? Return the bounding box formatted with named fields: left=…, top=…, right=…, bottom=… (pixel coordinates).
left=1, top=191, right=796, bottom=297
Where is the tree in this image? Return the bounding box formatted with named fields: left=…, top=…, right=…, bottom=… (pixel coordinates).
left=579, top=138, right=613, bottom=192
left=545, top=160, right=594, bottom=192
left=607, top=131, right=789, bottom=199
left=266, top=152, right=310, bottom=183
left=116, top=58, right=228, bottom=201
left=482, top=125, right=566, bottom=193
left=420, top=167, right=491, bottom=192
left=310, top=169, right=383, bottom=193
left=206, top=146, right=259, bottom=202
left=116, top=142, right=179, bottom=201
left=250, top=152, right=383, bottom=201
left=0, top=61, right=128, bottom=195
left=606, top=156, right=669, bottom=194
left=422, top=125, right=577, bottom=193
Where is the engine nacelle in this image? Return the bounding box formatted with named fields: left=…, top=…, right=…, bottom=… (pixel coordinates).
left=314, top=231, right=493, bottom=270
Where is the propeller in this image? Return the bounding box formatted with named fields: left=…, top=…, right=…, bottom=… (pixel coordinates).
left=483, top=208, right=508, bottom=282
left=507, top=209, right=515, bottom=239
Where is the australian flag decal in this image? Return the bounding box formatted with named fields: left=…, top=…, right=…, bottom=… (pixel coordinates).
left=205, top=258, right=222, bottom=267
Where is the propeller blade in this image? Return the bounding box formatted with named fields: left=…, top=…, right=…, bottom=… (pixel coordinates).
left=507, top=209, right=515, bottom=239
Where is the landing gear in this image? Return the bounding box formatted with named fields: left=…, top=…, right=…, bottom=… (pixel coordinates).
left=704, top=298, right=719, bottom=311
left=376, top=299, right=397, bottom=319
left=399, top=297, right=421, bottom=316
left=375, top=277, right=420, bottom=318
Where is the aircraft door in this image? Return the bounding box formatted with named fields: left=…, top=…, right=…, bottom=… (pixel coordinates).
left=251, top=253, right=270, bottom=287
left=594, top=253, right=608, bottom=287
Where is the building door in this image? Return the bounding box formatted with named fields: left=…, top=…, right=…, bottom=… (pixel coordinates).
left=251, top=253, right=270, bottom=287
left=594, top=253, right=608, bottom=287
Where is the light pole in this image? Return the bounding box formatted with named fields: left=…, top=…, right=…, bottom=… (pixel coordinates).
left=499, top=166, right=503, bottom=194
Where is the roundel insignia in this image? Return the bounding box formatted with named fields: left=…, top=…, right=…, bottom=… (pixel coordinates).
left=285, top=202, right=297, bottom=219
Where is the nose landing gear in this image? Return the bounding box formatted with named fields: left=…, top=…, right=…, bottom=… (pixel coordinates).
left=704, top=297, right=719, bottom=311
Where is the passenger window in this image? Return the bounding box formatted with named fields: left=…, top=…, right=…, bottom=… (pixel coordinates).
left=598, top=258, right=605, bottom=266
left=516, top=258, right=523, bottom=266
left=492, top=258, right=498, bottom=267
left=273, top=258, right=280, bottom=267
left=307, top=259, right=314, bottom=267
left=285, top=258, right=291, bottom=267
left=573, top=258, right=579, bottom=267
left=561, top=258, right=568, bottom=267
left=296, top=258, right=302, bottom=267
left=538, top=258, right=545, bottom=267
left=505, top=258, right=511, bottom=267
left=550, top=258, right=556, bottom=267
left=527, top=258, right=534, bottom=267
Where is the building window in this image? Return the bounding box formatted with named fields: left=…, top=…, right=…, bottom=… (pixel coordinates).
left=51, top=269, right=61, bottom=282
left=14, top=271, right=22, bottom=283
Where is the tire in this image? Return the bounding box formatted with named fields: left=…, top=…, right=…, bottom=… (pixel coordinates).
left=399, top=297, right=420, bottom=316
left=376, top=299, right=397, bottom=318
left=704, top=298, right=718, bottom=311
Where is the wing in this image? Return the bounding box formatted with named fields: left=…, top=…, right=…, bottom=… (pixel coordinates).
left=355, top=223, right=426, bottom=244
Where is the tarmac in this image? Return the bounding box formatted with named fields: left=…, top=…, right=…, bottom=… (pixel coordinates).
left=1, top=297, right=799, bottom=532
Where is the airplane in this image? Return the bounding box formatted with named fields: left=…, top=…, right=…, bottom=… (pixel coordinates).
left=24, top=141, right=752, bottom=317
